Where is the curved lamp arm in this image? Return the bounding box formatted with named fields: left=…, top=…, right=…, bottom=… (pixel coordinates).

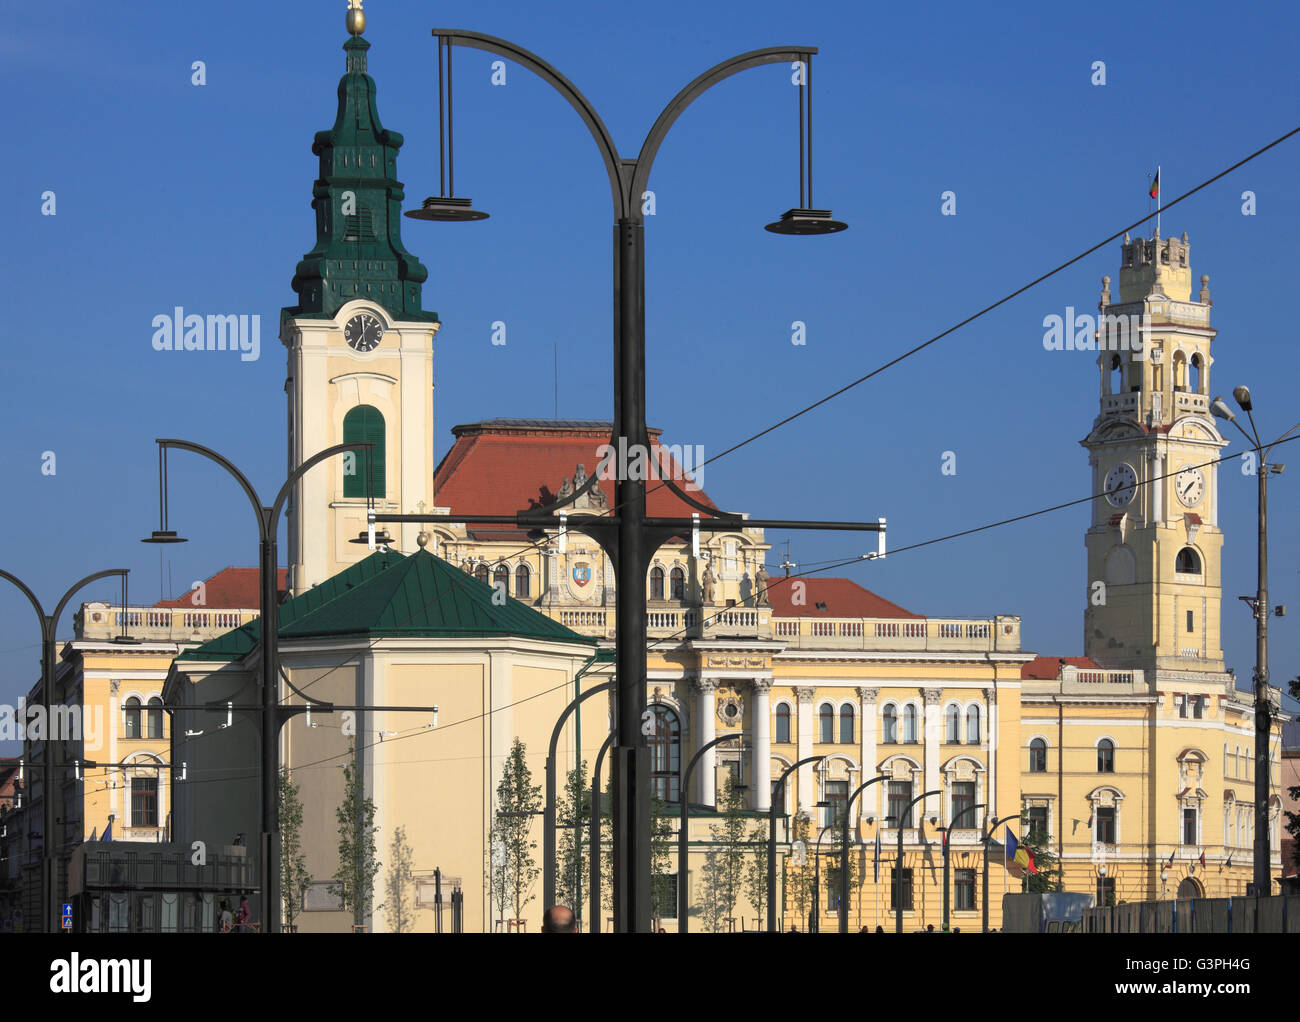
left=158, top=438, right=265, bottom=531
left=271, top=441, right=375, bottom=528
left=0, top=568, right=129, bottom=639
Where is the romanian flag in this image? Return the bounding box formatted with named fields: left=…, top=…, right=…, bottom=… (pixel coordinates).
left=1016, top=846, right=1038, bottom=875
left=1149, top=169, right=1160, bottom=199
left=1005, top=827, right=1037, bottom=876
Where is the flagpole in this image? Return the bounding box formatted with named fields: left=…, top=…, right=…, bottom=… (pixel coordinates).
left=1156, top=164, right=1161, bottom=237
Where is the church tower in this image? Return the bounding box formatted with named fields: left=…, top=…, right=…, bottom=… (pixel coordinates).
left=1081, top=230, right=1229, bottom=676
left=281, top=10, right=440, bottom=595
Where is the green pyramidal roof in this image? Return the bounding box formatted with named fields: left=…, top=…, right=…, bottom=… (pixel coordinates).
left=177, top=549, right=595, bottom=663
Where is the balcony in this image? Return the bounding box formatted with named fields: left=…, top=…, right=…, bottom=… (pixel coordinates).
left=75, top=604, right=252, bottom=645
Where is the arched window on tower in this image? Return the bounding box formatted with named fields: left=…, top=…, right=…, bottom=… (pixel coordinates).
left=1172, top=351, right=1188, bottom=393
left=1109, top=353, right=1123, bottom=396
left=515, top=563, right=531, bottom=599
left=1176, top=548, right=1201, bottom=574
left=775, top=704, right=791, bottom=744
left=342, top=405, right=386, bottom=498
left=649, top=566, right=665, bottom=601
left=669, top=566, right=685, bottom=600
left=1190, top=352, right=1204, bottom=395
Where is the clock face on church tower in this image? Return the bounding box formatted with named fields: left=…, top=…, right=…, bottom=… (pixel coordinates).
left=1104, top=463, right=1138, bottom=508
left=344, top=313, right=384, bottom=352
left=1175, top=465, right=1205, bottom=507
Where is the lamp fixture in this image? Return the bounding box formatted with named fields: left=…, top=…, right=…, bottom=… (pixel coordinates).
left=765, top=53, right=846, bottom=235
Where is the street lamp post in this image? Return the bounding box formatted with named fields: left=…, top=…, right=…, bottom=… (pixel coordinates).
left=543, top=676, right=614, bottom=913
left=839, top=774, right=888, bottom=933
left=811, top=821, right=836, bottom=933
left=1210, top=389, right=1299, bottom=896
left=142, top=438, right=369, bottom=932
left=767, top=756, right=823, bottom=932
left=677, top=732, right=740, bottom=932
left=893, top=788, right=940, bottom=933
left=981, top=814, right=1019, bottom=933
left=941, top=801, right=984, bottom=932
left=0, top=568, right=128, bottom=932
left=397, top=27, right=861, bottom=932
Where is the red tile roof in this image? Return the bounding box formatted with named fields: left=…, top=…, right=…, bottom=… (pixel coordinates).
left=765, top=577, right=921, bottom=619
left=1020, top=655, right=1101, bottom=680
left=433, top=420, right=718, bottom=538
left=153, top=567, right=288, bottom=609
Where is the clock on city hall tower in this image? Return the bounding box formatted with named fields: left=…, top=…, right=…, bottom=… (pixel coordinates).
left=279, top=27, right=441, bottom=595
left=1081, top=230, right=1229, bottom=677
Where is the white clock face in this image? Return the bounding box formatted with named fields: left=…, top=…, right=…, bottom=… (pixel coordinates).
left=1175, top=465, right=1205, bottom=508
left=1104, top=463, right=1138, bottom=508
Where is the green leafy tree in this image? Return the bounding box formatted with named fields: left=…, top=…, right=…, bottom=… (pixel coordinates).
left=820, top=824, right=859, bottom=924
left=486, top=824, right=510, bottom=931
left=650, top=797, right=675, bottom=924
left=278, top=767, right=312, bottom=932
left=743, top=826, right=770, bottom=929
left=782, top=813, right=815, bottom=929
left=555, top=761, right=590, bottom=923
left=496, top=738, right=543, bottom=921
left=701, top=776, right=749, bottom=930
left=1286, top=678, right=1300, bottom=876
left=329, top=742, right=381, bottom=928
left=381, top=825, right=417, bottom=933
left=1018, top=813, right=1062, bottom=892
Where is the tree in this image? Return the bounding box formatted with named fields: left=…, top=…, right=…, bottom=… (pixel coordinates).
left=820, top=823, right=859, bottom=925
left=699, top=776, right=749, bottom=930
left=782, top=812, right=815, bottom=929
left=329, top=742, right=380, bottom=928
left=649, top=796, right=675, bottom=924
left=381, top=825, right=417, bottom=933
left=279, top=767, right=312, bottom=932
left=742, top=826, right=770, bottom=929
left=496, top=737, right=543, bottom=921
left=555, top=761, right=590, bottom=923
left=486, top=824, right=510, bottom=931
left=1018, top=813, right=1062, bottom=892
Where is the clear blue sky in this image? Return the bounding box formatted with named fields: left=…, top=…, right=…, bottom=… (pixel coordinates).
left=1, top=0, right=1297, bottom=746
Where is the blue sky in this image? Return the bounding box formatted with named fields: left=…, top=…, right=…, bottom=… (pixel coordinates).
left=1, top=0, right=1297, bottom=741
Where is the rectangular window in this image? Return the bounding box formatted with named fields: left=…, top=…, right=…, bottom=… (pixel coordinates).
left=1178, top=695, right=1187, bottom=719
left=951, top=782, right=976, bottom=829
left=1191, top=695, right=1203, bottom=719
left=131, top=777, right=159, bottom=828
left=1182, top=807, right=1197, bottom=846
left=652, top=875, right=678, bottom=919
left=824, top=780, right=848, bottom=829
left=887, top=781, right=913, bottom=829
left=1027, top=805, right=1049, bottom=844
left=825, top=867, right=843, bottom=912
left=1096, top=877, right=1116, bottom=907
left=889, top=867, right=914, bottom=911
left=1096, top=806, right=1116, bottom=844
left=954, top=869, right=976, bottom=911
left=1186, top=610, right=1194, bottom=633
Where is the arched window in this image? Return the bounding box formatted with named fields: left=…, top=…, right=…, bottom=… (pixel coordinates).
left=475, top=563, right=489, bottom=584
left=1176, top=877, right=1202, bottom=899
left=1097, top=738, right=1115, bottom=773
left=1190, top=352, right=1204, bottom=394
left=1109, top=353, right=1123, bottom=396
left=1029, top=738, right=1047, bottom=773
left=902, top=705, right=918, bottom=744
left=775, top=704, right=791, bottom=744
left=839, top=705, right=855, bottom=744
left=882, top=705, right=897, bottom=744
left=124, top=697, right=142, bottom=739
left=648, top=705, right=680, bottom=802
left=1172, top=350, right=1187, bottom=392
left=945, top=704, right=961, bottom=743
left=819, top=703, right=834, bottom=744
left=1175, top=548, right=1201, bottom=574
left=649, top=566, right=665, bottom=601
left=669, top=566, right=685, bottom=600
left=515, top=563, right=531, bottom=599
left=342, top=405, right=385, bottom=498
left=146, top=697, right=165, bottom=740
left=493, top=564, right=510, bottom=593
left=966, top=705, right=980, bottom=744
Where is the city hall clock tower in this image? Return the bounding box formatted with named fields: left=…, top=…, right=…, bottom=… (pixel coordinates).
left=1081, top=230, right=1229, bottom=676
left=281, top=19, right=441, bottom=595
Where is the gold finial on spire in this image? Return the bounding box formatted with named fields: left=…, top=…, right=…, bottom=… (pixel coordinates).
left=346, top=0, right=366, bottom=36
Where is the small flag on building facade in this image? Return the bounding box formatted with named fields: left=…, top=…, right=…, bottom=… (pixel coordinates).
left=1199, top=850, right=1206, bottom=869
left=1149, top=169, right=1160, bottom=199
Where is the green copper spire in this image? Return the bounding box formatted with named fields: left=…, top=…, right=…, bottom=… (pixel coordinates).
left=283, top=30, right=438, bottom=325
